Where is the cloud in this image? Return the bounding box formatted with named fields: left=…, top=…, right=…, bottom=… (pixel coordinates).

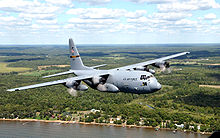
left=75, top=0, right=111, bottom=5
left=126, top=0, right=175, bottom=4
left=19, top=13, right=56, bottom=20
left=68, top=18, right=119, bottom=24
left=0, top=0, right=219, bottom=43
left=152, top=12, right=192, bottom=21
left=67, top=17, right=120, bottom=32
left=0, top=0, right=62, bottom=14
left=175, top=19, right=197, bottom=26
left=204, top=13, right=216, bottom=20
left=125, top=10, right=147, bottom=18
left=36, top=19, right=58, bottom=24
left=45, top=0, right=74, bottom=7
left=67, top=8, right=147, bottom=19
left=157, top=0, right=220, bottom=12
left=31, top=24, right=41, bottom=29
left=67, top=8, right=126, bottom=19
left=0, top=16, right=16, bottom=22
left=66, top=8, right=147, bottom=33
left=212, top=19, right=220, bottom=24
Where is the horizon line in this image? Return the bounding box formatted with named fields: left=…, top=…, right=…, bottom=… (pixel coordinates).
left=0, top=42, right=220, bottom=46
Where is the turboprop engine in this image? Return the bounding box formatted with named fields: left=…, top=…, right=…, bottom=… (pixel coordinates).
left=65, top=79, right=88, bottom=96
left=96, top=83, right=119, bottom=92
left=85, top=76, right=119, bottom=92
left=152, top=61, right=171, bottom=73
left=134, top=66, right=155, bottom=74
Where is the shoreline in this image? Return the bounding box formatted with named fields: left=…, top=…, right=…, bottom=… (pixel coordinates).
left=0, top=118, right=211, bottom=135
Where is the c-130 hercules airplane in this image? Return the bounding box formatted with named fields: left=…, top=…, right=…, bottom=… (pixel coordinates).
left=8, top=39, right=190, bottom=96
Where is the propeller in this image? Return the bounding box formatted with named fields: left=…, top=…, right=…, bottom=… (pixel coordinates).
left=97, top=84, right=107, bottom=92
left=167, top=67, right=171, bottom=73
left=66, top=75, right=79, bottom=97
left=153, top=61, right=171, bottom=73
left=92, top=77, right=101, bottom=85
left=163, top=62, right=171, bottom=73
left=67, top=87, right=78, bottom=97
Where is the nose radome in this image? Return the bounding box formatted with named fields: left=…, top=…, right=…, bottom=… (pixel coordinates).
left=156, top=82, right=162, bottom=90
left=150, top=81, right=162, bottom=92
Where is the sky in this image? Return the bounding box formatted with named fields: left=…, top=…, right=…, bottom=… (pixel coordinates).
left=0, top=0, right=220, bottom=44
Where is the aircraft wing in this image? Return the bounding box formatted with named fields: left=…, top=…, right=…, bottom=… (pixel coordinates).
left=42, top=70, right=75, bottom=78
left=112, top=52, right=190, bottom=70
left=7, top=73, right=109, bottom=92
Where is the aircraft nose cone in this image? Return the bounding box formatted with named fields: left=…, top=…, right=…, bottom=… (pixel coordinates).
left=156, top=82, right=162, bottom=90
left=150, top=81, right=162, bottom=92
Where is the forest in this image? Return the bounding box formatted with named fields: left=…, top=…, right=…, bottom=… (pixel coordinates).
left=0, top=44, right=219, bottom=133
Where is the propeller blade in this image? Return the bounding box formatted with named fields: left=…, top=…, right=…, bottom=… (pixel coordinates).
left=159, top=65, right=166, bottom=72
left=167, top=67, right=172, bottom=73
left=92, top=77, right=101, bottom=85
left=97, top=84, right=107, bottom=92
left=67, top=88, right=78, bottom=97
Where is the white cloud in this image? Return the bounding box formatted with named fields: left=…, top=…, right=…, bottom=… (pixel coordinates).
left=0, top=16, right=16, bottom=22
left=67, top=8, right=147, bottom=19
left=0, top=0, right=30, bottom=12
left=75, top=0, right=111, bottom=5
left=127, top=16, right=149, bottom=24
left=152, top=12, right=192, bottom=21
left=0, top=0, right=61, bottom=14
left=36, top=19, right=58, bottom=24
left=175, top=19, right=197, bottom=26
left=0, top=0, right=219, bottom=43
left=212, top=19, right=220, bottom=24
left=126, top=0, right=176, bottom=4
left=0, top=32, right=4, bottom=36
left=157, top=0, right=220, bottom=12
left=204, top=13, right=216, bottom=20
left=67, top=8, right=126, bottom=19
left=68, top=17, right=119, bottom=24
left=19, top=13, right=56, bottom=20
left=44, top=0, right=74, bottom=7
left=125, top=10, right=147, bottom=18
left=31, top=24, right=41, bottom=29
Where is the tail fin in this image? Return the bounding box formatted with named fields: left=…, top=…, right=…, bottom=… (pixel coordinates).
left=69, top=38, right=91, bottom=70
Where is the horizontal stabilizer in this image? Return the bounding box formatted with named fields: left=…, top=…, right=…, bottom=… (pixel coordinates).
left=91, top=64, right=107, bottom=69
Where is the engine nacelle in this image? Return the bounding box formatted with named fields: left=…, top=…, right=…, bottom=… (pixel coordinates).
left=65, top=79, right=78, bottom=88
left=152, top=61, right=170, bottom=68
left=134, top=66, right=146, bottom=71
left=76, top=84, right=88, bottom=91
left=97, top=83, right=119, bottom=92
left=134, top=66, right=155, bottom=74
left=148, top=69, right=155, bottom=74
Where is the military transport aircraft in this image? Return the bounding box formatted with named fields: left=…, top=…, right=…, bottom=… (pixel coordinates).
left=7, top=38, right=190, bottom=96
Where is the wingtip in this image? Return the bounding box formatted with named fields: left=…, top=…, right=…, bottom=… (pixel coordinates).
left=7, top=89, right=14, bottom=92
left=7, top=88, right=20, bottom=92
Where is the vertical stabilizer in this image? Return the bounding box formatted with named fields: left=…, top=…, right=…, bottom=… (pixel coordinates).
left=69, top=38, right=91, bottom=70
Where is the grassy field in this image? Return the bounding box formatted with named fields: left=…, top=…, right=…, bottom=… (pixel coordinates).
left=20, top=70, right=60, bottom=76
left=0, top=62, right=31, bottom=73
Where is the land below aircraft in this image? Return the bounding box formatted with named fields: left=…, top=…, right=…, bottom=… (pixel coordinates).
left=7, top=39, right=190, bottom=96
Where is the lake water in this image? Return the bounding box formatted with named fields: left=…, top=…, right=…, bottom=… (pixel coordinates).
left=0, top=121, right=210, bottom=138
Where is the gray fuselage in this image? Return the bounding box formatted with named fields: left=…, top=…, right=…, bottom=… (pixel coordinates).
left=73, top=70, right=161, bottom=94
